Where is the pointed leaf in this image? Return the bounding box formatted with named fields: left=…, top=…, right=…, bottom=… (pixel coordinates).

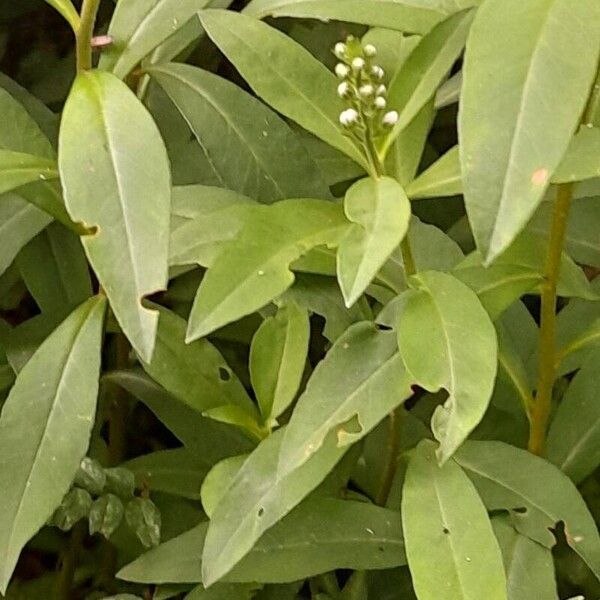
left=243, top=0, right=445, bottom=33
left=279, top=322, right=413, bottom=475
left=250, top=302, right=310, bottom=421
left=406, top=145, right=461, bottom=199
left=100, top=0, right=213, bottom=79
left=186, top=199, right=348, bottom=341
left=402, top=440, right=507, bottom=600
left=455, top=440, right=600, bottom=579
left=553, top=126, right=600, bottom=183
left=0, top=296, right=106, bottom=592
left=460, top=0, right=600, bottom=261
left=59, top=71, right=170, bottom=361
left=396, top=271, right=497, bottom=462
left=199, top=10, right=366, bottom=167
left=0, top=150, right=57, bottom=195
left=337, top=177, right=411, bottom=307
left=149, top=63, right=330, bottom=202
left=201, top=427, right=345, bottom=586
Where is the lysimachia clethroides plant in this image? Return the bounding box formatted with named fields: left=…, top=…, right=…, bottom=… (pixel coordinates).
left=1, top=0, right=600, bottom=598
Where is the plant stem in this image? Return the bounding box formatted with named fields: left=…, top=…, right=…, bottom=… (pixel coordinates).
left=55, top=521, right=86, bottom=599
left=528, top=182, right=574, bottom=456
left=376, top=409, right=401, bottom=506
left=76, top=0, right=102, bottom=74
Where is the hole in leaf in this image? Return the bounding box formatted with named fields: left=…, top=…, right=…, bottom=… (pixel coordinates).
left=257, top=507, right=264, bottom=517
left=218, top=367, right=231, bottom=382
left=512, top=507, right=528, bottom=514
left=443, top=527, right=450, bottom=534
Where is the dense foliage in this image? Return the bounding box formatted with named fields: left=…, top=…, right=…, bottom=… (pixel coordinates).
left=1, top=0, right=600, bottom=598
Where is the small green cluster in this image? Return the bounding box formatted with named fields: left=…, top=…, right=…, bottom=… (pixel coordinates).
left=49, top=457, right=161, bottom=548
left=334, top=37, right=398, bottom=141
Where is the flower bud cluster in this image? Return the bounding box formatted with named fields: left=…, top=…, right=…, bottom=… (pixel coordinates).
left=333, top=37, right=398, bottom=139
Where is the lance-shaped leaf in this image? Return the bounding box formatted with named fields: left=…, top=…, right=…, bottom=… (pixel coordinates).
left=337, top=177, right=411, bottom=307
left=149, top=63, right=330, bottom=202
left=454, top=440, right=600, bottom=579
left=0, top=193, right=51, bottom=277
left=396, top=271, right=497, bottom=462
left=547, top=358, right=600, bottom=484
left=460, top=0, right=600, bottom=261
left=244, top=0, right=445, bottom=33
left=0, top=150, right=57, bottom=195
left=250, top=302, right=310, bottom=422
left=279, top=322, right=413, bottom=475
left=141, top=306, right=256, bottom=416
left=384, top=9, right=473, bottom=152
left=119, top=497, right=405, bottom=585
left=492, top=516, right=558, bottom=600
left=553, top=126, right=600, bottom=183
left=0, top=296, right=106, bottom=593
left=201, top=427, right=346, bottom=586
left=406, top=145, right=461, bottom=199
left=186, top=199, right=348, bottom=341
left=402, top=440, right=507, bottom=600
left=199, top=10, right=366, bottom=168
left=99, top=0, right=213, bottom=79
left=59, top=71, right=170, bottom=362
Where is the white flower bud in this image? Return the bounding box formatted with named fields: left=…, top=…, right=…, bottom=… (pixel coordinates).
left=364, top=44, right=377, bottom=57
left=335, top=63, right=350, bottom=79
left=359, top=84, right=374, bottom=97
left=374, top=96, right=387, bottom=109
left=340, top=108, right=359, bottom=127
left=337, top=82, right=351, bottom=98
left=371, top=65, right=384, bottom=79
left=352, top=57, right=365, bottom=71
left=334, top=42, right=347, bottom=59
left=382, top=110, right=399, bottom=127
left=376, top=84, right=387, bottom=96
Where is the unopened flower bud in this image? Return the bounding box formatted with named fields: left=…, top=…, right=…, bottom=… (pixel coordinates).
left=335, top=63, right=350, bottom=79
left=376, top=84, right=387, bottom=96
left=352, top=57, right=365, bottom=71
left=374, top=96, right=387, bottom=109
left=340, top=108, right=359, bottom=127
left=334, top=42, right=347, bottom=59
left=364, top=44, right=377, bottom=57
left=371, top=65, right=384, bottom=79
left=337, top=82, right=351, bottom=98
left=383, top=110, right=399, bottom=127
left=359, top=84, right=374, bottom=97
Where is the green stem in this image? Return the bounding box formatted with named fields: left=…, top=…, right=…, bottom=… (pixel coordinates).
left=376, top=409, right=401, bottom=506
left=76, top=0, right=102, bottom=74
left=528, top=182, right=574, bottom=456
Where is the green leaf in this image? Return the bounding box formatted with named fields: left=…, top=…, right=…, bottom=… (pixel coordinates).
left=199, top=10, right=366, bottom=167
left=396, top=271, right=497, bottom=462
left=250, top=302, right=309, bottom=422
left=16, top=221, right=92, bottom=315
left=0, top=150, right=57, bottom=195
left=460, top=0, right=600, bottom=261
left=201, top=455, right=248, bottom=518
left=185, top=583, right=258, bottom=600
left=125, top=497, right=162, bottom=548
left=384, top=9, right=473, bottom=151
left=149, top=63, right=330, bottom=202
left=402, top=440, right=507, bottom=600
left=103, top=370, right=254, bottom=457
left=243, top=0, right=445, bottom=33
left=50, top=488, right=93, bottom=531
left=42, top=0, right=79, bottom=30
left=59, top=71, right=171, bottom=362
left=100, top=0, right=213, bottom=79
left=201, top=427, right=346, bottom=586
left=0, top=192, right=51, bottom=277
left=406, top=145, right=461, bottom=199
left=337, top=177, right=411, bottom=307
left=89, top=494, right=125, bottom=539
left=492, top=516, right=558, bottom=600
left=553, top=126, right=600, bottom=183
left=186, top=199, right=348, bottom=341
left=120, top=497, right=405, bottom=585
left=279, top=322, right=413, bottom=474
left=454, top=440, right=600, bottom=579
left=141, top=306, right=256, bottom=415
left=0, top=296, right=106, bottom=593
left=124, top=448, right=208, bottom=499
left=547, top=358, right=600, bottom=483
